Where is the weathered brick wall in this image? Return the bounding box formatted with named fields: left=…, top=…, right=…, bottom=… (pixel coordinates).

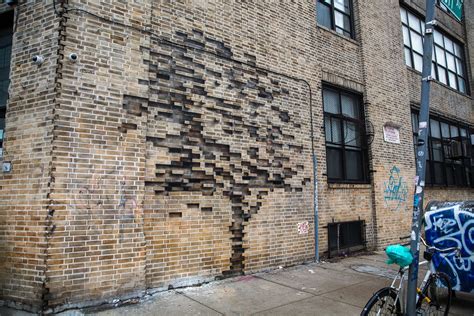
left=0, top=0, right=472, bottom=312
left=357, top=0, right=417, bottom=247
left=0, top=1, right=60, bottom=312
left=44, top=0, right=151, bottom=309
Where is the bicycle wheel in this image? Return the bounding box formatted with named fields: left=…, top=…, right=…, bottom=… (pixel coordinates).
left=416, top=272, right=452, bottom=316
left=361, top=287, right=402, bottom=316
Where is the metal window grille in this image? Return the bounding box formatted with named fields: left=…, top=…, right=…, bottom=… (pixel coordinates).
left=327, top=220, right=366, bottom=258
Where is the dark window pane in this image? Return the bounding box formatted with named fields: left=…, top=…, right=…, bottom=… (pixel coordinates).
left=465, top=167, right=471, bottom=187
left=317, top=2, right=332, bottom=29
left=344, top=121, right=360, bottom=146
left=400, top=8, right=408, bottom=24
left=432, top=139, right=443, bottom=161
left=345, top=150, right=363, bottom=180
left=446, top=165, right=454, bottom=186
left=324, top=117, right=331, bottom=142
left=448, top=71, right=457, bottom=89
left=425, top=161, right=432, bottom=185
left=413, top=53, right=423, bottom=72
left=436, top=46, right=446, bottom=67
left=434, top=30, right=443, bottom=46
left=455, top=58, right=464, bottom=76
left=458, top=78, right=466, bottom=93
left=341, top=94, right=359, bottom=118
left=411, top=112, right=419, bottom=132
left=433, top=162, right=444, bottom=185
left=323, top=89, right=340, bottom=114
left=453, top=164, right=464, bottom=186
left=437, top=66, right=447, bottom=85
left=334, top=0, right=350, bottom=13
left=334, top=11, right=351, bottom=33
left=404, top=47, right=412, bottom=67
left=331, top=118, right=342, bottom=144
left=402, top=26, right=410, bottom=46
left=408, top=12, right=421, bottom=32
left=411, top=31, right=423, bottom=54
left=446, top=53, right=456, bottom=71
left=327, top=147, right=343, bottom=179
left=430, top=119, right=441, bottom=138
left=450, top=125, right=459, bottom=137
left=441, top=122, right=450, bottom=138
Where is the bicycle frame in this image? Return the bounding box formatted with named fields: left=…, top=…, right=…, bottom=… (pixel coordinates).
left=388, top=260, right=432, bottom=314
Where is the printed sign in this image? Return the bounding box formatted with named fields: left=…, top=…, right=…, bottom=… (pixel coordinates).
left=383, top=125, right=400, bottom=144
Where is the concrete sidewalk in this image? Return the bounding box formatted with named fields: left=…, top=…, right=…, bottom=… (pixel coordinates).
left=2, top=252, right=473, bottom=315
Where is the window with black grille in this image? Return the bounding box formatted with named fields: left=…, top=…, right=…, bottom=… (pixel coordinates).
left=400, top=7, right=468, bottom=94
left=328, top=220, right=366, bottom=258
left=323, top=86, right=369, bottom=183
left=0, top=11, right=13, bottom=156
left=411, top=112, right=473, bottom=187
left=316, top=0, right=354, bottom=39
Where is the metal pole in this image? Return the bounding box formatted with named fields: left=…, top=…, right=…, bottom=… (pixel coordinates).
left=406, top=0, right=436, bottom=314
left=313, top=154, right=319, bottom=262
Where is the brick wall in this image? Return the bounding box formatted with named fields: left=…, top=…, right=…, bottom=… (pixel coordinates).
left=0, top=0, right=472, bottom=312
left=0, top=1, right=60, bottom=312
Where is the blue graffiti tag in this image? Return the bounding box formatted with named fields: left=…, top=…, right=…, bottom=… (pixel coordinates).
left=425, top=206, right=474, bottom=293
left=383, top=166, right=408, bottom=211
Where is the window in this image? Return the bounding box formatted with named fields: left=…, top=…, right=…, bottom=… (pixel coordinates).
left=317, top=0, right=354, bottom=38
left=411, top=112, right=473, bottom=187
left=400, top=7, right=468, bottom=94
left=323, top=86, right=369, bottom=183
left=0, top=11, right=13, bottom=157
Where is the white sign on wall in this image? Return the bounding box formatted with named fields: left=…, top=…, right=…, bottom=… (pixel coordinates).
left=383, top=124, right=400, bottom=144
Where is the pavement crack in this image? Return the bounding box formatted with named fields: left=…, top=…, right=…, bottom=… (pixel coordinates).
left=253, top=275, right=318, bottom=296
left=249, top=295, right=318, bottom=316
left=175, top=291, right=225, bottom=315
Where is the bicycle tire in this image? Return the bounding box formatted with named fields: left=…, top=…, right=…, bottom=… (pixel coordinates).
left=361, top=287, right=402, bottom=316
left=416, top=272, right=452, bottom=316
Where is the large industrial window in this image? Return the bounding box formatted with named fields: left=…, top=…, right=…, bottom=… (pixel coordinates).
left=323, top=86, right=369, bottom=183
left=317, top=0, right=354, bottom=38
left=411, top=112, right=473, bottom=187
left=400, top=7, right=468, bottom=94
left=0, top=11, right=13, bottom=156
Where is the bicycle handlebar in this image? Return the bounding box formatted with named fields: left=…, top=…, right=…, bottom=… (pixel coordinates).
left=419, top=236, right=461, bottom=256
left=398, top=235, right=461, bottom=256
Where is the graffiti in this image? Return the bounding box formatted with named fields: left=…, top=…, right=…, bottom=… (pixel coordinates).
left=297, top=221, right=309, bottom=234
left=424, top=205, right=474, bottom=293
left=433, top=217, right=457, bottom=235
left=383, top=166, right=408, bottom=211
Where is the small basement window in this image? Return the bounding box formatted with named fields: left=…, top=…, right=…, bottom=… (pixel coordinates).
left=327, top=220, right=366, bottom=258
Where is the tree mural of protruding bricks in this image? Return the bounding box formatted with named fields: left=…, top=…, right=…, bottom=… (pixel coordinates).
left=130, top=30, right=313, bottom=286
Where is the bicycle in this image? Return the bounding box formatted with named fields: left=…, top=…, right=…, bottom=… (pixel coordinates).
left=361, top=235, right=460, bottom=316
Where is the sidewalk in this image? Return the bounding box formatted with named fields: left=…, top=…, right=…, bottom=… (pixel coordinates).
left=2, top=252, right=473, bottom=315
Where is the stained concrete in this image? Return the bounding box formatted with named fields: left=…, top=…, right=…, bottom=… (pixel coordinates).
left=1, top=252, right=473, bottom=315
left=91, top=291, right=221, bottom=316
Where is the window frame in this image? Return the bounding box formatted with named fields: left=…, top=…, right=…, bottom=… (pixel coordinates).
left=411, top=110, right=473, bottom=188
left=317, top=0, right=355, bottom=39
left=400, top=6, right=469, bottom=95
left=0, top=10, right=13, bottom=156
left=323, top=85, right=369, bottom=184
